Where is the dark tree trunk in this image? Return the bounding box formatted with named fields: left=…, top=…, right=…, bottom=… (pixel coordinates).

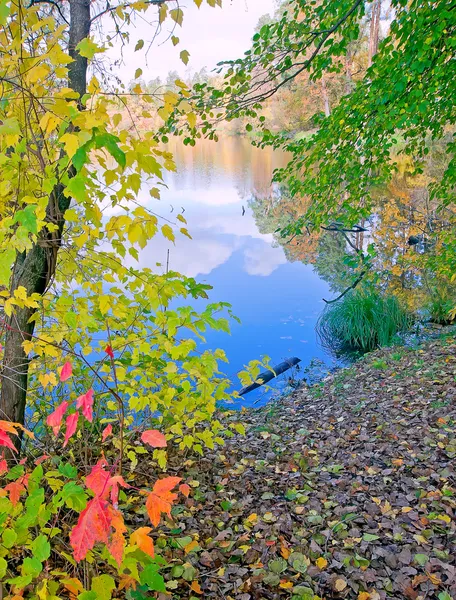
left=0, top=0, right=90, bottom=437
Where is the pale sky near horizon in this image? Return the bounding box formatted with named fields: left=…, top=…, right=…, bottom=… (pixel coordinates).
left=108, top=0, right=276, bottom=84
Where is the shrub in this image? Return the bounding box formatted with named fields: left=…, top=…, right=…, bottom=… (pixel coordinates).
left=317, top=291, right=414, bottom=354
left=426, top=294, right=456, bottom=325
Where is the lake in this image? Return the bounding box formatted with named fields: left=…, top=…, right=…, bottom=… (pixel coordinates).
left=137, top=137, right=338, bottom=407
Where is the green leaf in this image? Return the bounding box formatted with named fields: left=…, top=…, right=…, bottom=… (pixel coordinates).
left=91, top=575, right=116, bottom=600
left=0, top=249, right=15, bottom=285
left=135, top=39, right=144, bottom=51
left=58, top=462, right=78, bottom=479
left=3, top=528, right=17, bottom=548
left=66, top=176, right=87, bottom=202
left=72, top=143, right=89, bottom=171
left=0, top=557, right=7, bottom=578
left=140, top=564, right=166, bottom=592
left=32, top=535, right=51, bottom=562
left=363, top=533, right=380, bottom=542
left=21, top=556, right=42, bottom=578
left=76, top=38, right=102, bottom=59
left=414, top=553, right=429, bottom=566
left=94, top=133, right=126, bottom=168
left=0, top=0, right=10, bottom=26
left=13, top=205, right=38, bottom=235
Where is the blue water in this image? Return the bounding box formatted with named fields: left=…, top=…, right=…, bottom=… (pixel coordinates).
left=137, top=138, right=337, bottom=407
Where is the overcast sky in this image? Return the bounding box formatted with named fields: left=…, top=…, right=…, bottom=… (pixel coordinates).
left=108, top=0, right=276, bottom=83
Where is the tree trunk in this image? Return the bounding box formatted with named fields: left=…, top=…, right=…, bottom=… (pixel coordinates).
left=321, top=74, right=331, bottom=117
left=0, top=0, right=90, bottom=435
left=368, top=0, right=381, bottom=67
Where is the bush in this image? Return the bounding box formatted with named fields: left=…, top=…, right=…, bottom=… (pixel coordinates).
left=317, top=291, right=414, bottom=354
left=426, top=295, right=456, bottom=325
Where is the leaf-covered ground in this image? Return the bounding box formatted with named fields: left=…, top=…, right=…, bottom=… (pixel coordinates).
left=160, top=335, right=456, bottom=600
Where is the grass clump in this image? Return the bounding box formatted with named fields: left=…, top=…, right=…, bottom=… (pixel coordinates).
left=317, top=291, right=414, bottom=354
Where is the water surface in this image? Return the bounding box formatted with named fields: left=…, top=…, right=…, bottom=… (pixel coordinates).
left=138, top=138, right=336, bottom=406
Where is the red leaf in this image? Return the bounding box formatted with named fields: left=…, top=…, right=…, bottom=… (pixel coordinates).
left=46, top=401, right=69, bottom=436
left=107, top=507, right=126, bottom=565
left=60, top=361, right=73, bottom=382
left=70, top=496, right=112, bottom=562
left=141, top=429, right=167, bottom=448
left=85, top=459, right=111, bottom=498
left=146, top=476, right=181, bottom=527
left=34, top=454, right=50, bottom=465
left=19, top=457, right=27, bottom=465
left=109, top=475, right=130, bottom=508
left=102, top=423, right=112, bottom=442
left=63, top=413, right=79, bottom=448
left=76, top=389, right=94, bottom=423
left=130, top=527, right=155, bottom=558
left=0, top=458, right=8, bottom=476
left=0, top=430, right=17, bottom=453
left=179, top=483, right=190, bottom=498
left=105, top=345, right=114, bottom=359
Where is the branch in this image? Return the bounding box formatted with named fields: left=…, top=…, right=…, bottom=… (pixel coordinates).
left=322, top=268, right=368, bottom=304
left=90, top=0, right=169, bottom=23
left=27, top=0, right=69, bottom=25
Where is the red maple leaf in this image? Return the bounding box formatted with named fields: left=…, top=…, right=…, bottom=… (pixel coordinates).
left=70, top=496, right=112, bottom=562
left=179, top=483, right=191, bottom=498
left=63, top=413, right=79, bottom=448
left=4, top=474, right=29, bottom=506
left=105, top=345, right=114, bottom=359
left=60, top=361, right=73, bottom=382
left=46, top=401, right=69, bottom=436
left=85, top=460, right=129, bottom=507
left=0, top=457, right=8, bottom=476
left=146, top=476, right=181, bottom=527
left=141, top=429, right=167, bottom=448
left=102, top=423, right=113, bottom=442
left=76, top=389, right=94, bottom=423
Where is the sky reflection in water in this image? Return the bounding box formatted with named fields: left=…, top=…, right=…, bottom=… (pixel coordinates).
left=137, top=138, right=335, bottom=407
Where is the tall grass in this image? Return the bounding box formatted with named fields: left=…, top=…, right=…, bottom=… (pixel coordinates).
left=317, top=291, right=414, bottom=354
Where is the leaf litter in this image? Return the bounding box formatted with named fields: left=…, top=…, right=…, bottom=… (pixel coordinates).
left=141, top=336, right=456, bottom=599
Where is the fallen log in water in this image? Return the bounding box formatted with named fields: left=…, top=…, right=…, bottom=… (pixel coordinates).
left=238, top=357, right=301, bottom=396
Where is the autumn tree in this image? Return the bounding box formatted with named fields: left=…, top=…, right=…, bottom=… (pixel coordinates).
left=0, top=0, right=231, bottom=451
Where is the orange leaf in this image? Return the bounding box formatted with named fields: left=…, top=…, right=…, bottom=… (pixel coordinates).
left=179, top=483, right=190, bottom=497
left=131, top=526, right=155, bottom=558
left=190, top=581, right=202, bottom=594
left=4, top=479, right=26, bottom=506
left=60, top=361, right=73, bottom=382
left=46, top=401, right=69, bottom=436
left=107, top=507, right=126, bottom=565
left=141, top=429, right=167, bottom=448
left=0, top=457, right=7, bottom=476
left=146, top=476, right=181, bottom=527
left=70, top=496, right=112, bottom=562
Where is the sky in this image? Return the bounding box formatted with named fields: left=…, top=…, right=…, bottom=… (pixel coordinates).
left=108, top=0, right=276, bottom=83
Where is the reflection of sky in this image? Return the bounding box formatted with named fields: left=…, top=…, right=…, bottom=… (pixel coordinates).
left=137, top=139, right=335, bottom=406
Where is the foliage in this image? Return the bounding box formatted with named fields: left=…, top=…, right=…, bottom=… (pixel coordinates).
left=0, top=0, right=244, bottom=597
left=316, top=290, right=414, bottom=354
left=0, top=361, right=192, bottom=596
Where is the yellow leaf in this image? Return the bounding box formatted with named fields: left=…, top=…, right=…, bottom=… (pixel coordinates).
left=161, top=224, right=175, bottom=242
left=316, top=557, right=328, bottom=570
left=190, top=581, right=202, bottom=594
left=170, top=8, right=183, bottom=26
left=187, top=112, right=197, bottom=128
left=435, top=514, right=451, bottom=523
left=358, top=593, right=371, bottom=600
left=334, top=579, right=347, bottom=592
left=60, top=133, right=79, bottom=158
left=184, top=540, right=199, bottom=554
left=279, top=581, right=293, bottom=589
